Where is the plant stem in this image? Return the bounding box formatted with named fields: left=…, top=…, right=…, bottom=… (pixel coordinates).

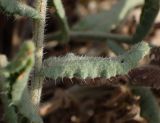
left=31, top=0, right=47, bottom=107
left=70, top=31, right=132, bottom=43
left=132, top=87, right=160, bottom=123
left=45, top=31, right=133, bottom=44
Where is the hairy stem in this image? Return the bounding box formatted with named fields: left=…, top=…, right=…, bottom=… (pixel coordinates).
left=31, top=0, right=47, bottom=107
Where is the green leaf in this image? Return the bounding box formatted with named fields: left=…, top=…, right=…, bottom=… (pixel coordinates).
left=0, top=74, right=18, bottom=123
left=73, top=0, right=144, bottom=32
left=132, top=87, right=160, bottom=123
left=6, top=41, right=35, bottom=73
left=132, top=0, right=160, bottom=43
left=53, top=0, right=70, bottom=42
left=0, top=55, right=18, bottom=123
left=9, top=42, right=43, bottom=123
left=106, top=41, right=125, bottom=55
left=0, top=41, right=43, bottom=123
left=0, top=0, right=41, bottom=19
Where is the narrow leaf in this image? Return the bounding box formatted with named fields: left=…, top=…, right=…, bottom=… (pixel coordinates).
left=53, top=0, right=70, bottom=42
left=132, top=87, right=160, bottom=123
left=0, top=0, right=41, bottom=19
left=132, top=0, right=160, bottom=43
left=73, top=0, right=144, bottom=32
left=0, top=41, right=43, bottom=123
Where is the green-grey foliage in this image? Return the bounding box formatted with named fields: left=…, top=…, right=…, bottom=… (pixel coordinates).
left=73, top=0, right=144, bottom=32
left=42, top=41, right=150, bottom=79
left=0, top=0, right=41, bottom=19
left=73, top=0, right=160, bottom=45
left=52, top=0, right=70, bottom=42
left=0, top=55, right=17, bottom=123
left=132, top=87, right=160, bottom=123
left=132, top=0, right=160, bottom=43
left=0, top=41, right=43, bottom=123
left=0, top=65, right=18, bottom=123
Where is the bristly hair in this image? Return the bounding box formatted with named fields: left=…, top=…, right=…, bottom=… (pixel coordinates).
left=42, top=41, right=150, bottom=80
